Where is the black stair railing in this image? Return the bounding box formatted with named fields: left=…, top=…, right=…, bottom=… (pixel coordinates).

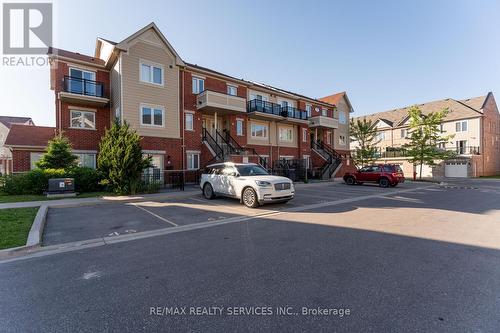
left=202, top=128, right=224, bottom=164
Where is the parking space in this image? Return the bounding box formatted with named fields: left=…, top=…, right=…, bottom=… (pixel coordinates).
left=42, top=181, right=425, bottom=246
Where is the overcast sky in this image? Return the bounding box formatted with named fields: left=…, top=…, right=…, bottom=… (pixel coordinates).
left=1, top=0, right=499, bottom=126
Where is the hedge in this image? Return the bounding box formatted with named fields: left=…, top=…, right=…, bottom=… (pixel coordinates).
left=0, top=167, right=105, bottom=195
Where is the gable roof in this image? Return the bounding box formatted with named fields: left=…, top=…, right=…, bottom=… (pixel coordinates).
left=115, top=22, right=185, bottom=67
left=319, top=92, right=354, bottom=112
left=354, top=95, right=487, bottom=127
left=0, top=116, right=33, bottom=128
left=4, top=125, right=56, bottom=148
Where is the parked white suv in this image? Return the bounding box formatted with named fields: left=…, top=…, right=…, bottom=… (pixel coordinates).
left=200, top=162, right=295, bottom=208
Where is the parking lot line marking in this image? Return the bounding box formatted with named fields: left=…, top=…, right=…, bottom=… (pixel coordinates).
left=0, top=185, right=435, bottom=264
left=130, top=203, right=179, bottom=227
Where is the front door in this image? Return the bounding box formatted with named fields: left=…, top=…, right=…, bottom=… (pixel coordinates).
left=202, top=117, right=217, bottom=138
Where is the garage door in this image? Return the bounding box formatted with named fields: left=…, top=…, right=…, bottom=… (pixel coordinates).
left=445, top=162, right=468, bottom=178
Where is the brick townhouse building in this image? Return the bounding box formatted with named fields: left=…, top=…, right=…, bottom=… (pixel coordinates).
left=352, top=93, right=500, bottom=178
left=5, top=23, right=355, bottom=179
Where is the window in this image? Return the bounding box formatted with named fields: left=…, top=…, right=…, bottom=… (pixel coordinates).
left=187, top=152, right=200, bottom=170
left=74, top=153, right=96, bottom=169
left=455, top=120, right=468, bottom=132
left=251, top=123, right=268, bottom=139
left=326, top=131, right=332, bottom=144
left=140, top=62, right=163, bottom=85
left=70, top=110, right=95, bottom=129
left=30, top=152, right=44, bottom=170
left=227, top=85, right=237, bottom=96
left=440, top=124, right=444, bottom=132
left=192, top=76, right=204, bottom=94
left=279, top=127, right=293, bottom=142
left=339, top=111, right=346, bottom=124
left=185, top=113, right=194, bottom=131
left=69, top=68, right=96, bottom=95
left=322, top=109, right=328, bottom=117
left=377, top=132, right=385, bottom=141
left=339, top=135, right=346, bottom=145
left=141, top=105, right=164, bottom=127
left=303, top=155, right=310, bottom=169
left=456, top=140, right=467, bottom=154
left=302, top=128, right=307, bottom=142
left=400, top=129, right=407, bottom=138
left=306, top=104, right=312, bottom=118
left=236, top=119, right=244, bottom=136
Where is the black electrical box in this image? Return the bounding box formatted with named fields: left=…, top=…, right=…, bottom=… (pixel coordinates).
left=47, top=178, right=75, bottom=194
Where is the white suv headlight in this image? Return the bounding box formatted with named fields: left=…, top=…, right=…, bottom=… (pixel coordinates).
left=255, top=180, right=272, bottom=187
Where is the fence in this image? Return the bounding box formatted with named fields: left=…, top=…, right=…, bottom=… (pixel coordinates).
left=141, top=169, right=201, bottom=191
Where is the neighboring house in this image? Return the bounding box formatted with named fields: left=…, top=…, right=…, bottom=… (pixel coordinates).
left=0, top=116, right=34, bottom=174
left=352, top=93, right=500, bottom=178
left=6, top=22, right=354, bottom=180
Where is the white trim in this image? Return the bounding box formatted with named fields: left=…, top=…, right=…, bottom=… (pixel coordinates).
left=140, top=103, right=165, bottom=127
left=186, top=151, right=200, bottom=170
left=139, top=59, right=165, bottom=86
left=236, top=118, right=244, bottom=136
left=192, top=76, right=205, bottom=94
left=69, top=66, right=96, bottom=76
left=278, top=127, right=293, bottom=142
left=191, top=74, right=206, bottom=80
left=302, top=128, right=308, bottom=142
left=67, top=105, right=96, bottom=112
left=186, top=150, right=201, bottom=154
left=73, top=149, right=98, bottom=154
left=250, top=123, right=269, bottom=140
left=142, top=150, right=166, bottom=155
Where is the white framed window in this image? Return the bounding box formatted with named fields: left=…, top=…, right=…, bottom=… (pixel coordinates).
left=377, top=132, right=385, bottom=141
left=187, top=152, right=200, bottom=170
left=140, top=61, right=163, bottom=85
left=227, top=85, right=237, bottom=96
left=455, top=120, right=468, bottom=132
left=326, top=131, right=332, bottom=144
left=185, top=112, right=194, bottom=131
left=303, top=154, right=310, bottom=169
left=279, top=127, right=293, bottom=142
left=30, top=152, right=44, bottom=170
left=400, top=129, right=407, bottom=138
left=306, top=104, right=312, bottom=118
left=339, top=135, right=346, bottom=145
left=192, top=76, right=205, bottom=94
left=236, top=119, right=244, bottom=136
left=321, top=109, right=328, bottom=116
left=302, top=128, right=307, bottom=142
left=69, top=67, right=96, bottom=95
left=141, top=105, right=164, bottom=127
left=70, top=110, right=95, bottom=130
left=74, top=153, right=96, bottom=169
left=251, top=123, right=268, bottom=139
left=339, top=111, right=346, bottom=124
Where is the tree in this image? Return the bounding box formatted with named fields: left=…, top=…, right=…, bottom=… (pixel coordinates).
left=350, top=118, right=380, bottom=167
left=36, top=133, right=78, bottom=169
left=98, top=121, right=151, bottom=194
left=403, top=106, right=455, bottom=180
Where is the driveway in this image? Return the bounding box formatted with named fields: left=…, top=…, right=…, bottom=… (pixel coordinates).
left=42, top=181, right=423, bottom=246
left=1, top=179, right=499, bottom=332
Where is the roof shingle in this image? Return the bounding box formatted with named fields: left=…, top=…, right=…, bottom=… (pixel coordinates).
left=0, top=116, right=33, bottom=128
left=4, top=125, right=56, bottom=148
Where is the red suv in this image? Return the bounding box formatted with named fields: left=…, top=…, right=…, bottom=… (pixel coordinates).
left=343, top=164, right=405, bottom=188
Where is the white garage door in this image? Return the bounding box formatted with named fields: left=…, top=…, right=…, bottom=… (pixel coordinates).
left=416, top=164, right=433, bottom=178
left=445, top=162, right=468, bottom=178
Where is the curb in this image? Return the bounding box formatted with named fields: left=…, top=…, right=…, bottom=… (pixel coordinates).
left=26, top=205, right=48, bottom=247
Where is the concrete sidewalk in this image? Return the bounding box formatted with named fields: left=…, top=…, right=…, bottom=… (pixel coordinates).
left=0, top=188, right=201, bottom=209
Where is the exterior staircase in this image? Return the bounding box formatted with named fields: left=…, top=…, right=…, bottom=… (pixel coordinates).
left=311, top=140, right=343, bottom=180
left=202, top=128, right=268, bottom=168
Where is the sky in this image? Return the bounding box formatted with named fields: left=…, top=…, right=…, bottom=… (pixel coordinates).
left=1, top=0, right=500, bottom=126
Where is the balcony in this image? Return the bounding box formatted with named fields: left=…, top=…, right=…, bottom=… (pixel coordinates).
left=58, top=76, right=109, bottom=107
left=247, top=99, right=308, bottom=123
left=196, top=90, right=246, bottom=114
left=309, top=115, right=339, bottom=129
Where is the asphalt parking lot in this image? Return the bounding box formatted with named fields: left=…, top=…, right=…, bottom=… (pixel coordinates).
left=42, top=181, right=424, bottom=246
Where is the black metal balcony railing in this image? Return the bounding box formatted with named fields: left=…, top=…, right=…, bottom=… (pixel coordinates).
left=247, top=99, right=308, bottom=120
left=63, top=76, right=105, bottom=98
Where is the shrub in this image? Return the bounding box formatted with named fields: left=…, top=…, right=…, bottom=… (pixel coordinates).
left=36, top=134, right=78, bottom=169
left=0, top=167, right=104, bottom=195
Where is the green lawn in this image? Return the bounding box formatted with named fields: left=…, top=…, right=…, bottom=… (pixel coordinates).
left=479, top=175, right=500, bottom=179
left=0, top=191, right=110, bottom=204
left=0, top=207, right=39, bottom=249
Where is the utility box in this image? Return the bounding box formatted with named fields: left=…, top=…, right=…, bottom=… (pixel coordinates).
left=47, top=178, right=76, bottom=197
